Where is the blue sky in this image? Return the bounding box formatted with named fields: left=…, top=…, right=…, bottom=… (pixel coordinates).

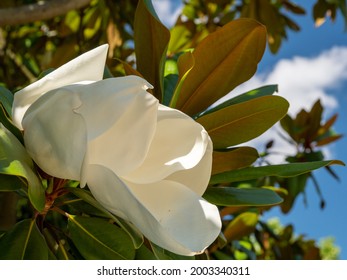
left=153, top=0, right=347, bottom=259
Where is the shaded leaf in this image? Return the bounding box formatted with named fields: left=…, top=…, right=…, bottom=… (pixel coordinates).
left=67, top=215, right=135, bottom=260
left=42, top=228, right=73, bottom=260
left=0, top=124, right=44, bottom=211
left=0, top=174, right=26, bottom=191
left=119, top=59, right=144, bottom=78
left=135, top=244, right=157, bottom=260
left=212, top=147, right=259, bottom=175
left=0, top=86, right=13, bottom=116
left=210, top=160, right=345, bottom=184
left=0, top=219, right=48, bottom=259
left=204, top=187, right=283, bottom=206
left=307, top=100, right=323, bottom=138
left=0, top=104, right=23, bottom=144
left=197, top=96, right=289, bottom=149
left=163, top=74, right=178, bottom=106
left=68, top=187, right=143, bottom=249
left=175, top=18, right=266, bottom=115
left=150, top=242, right=194, bottom=260
left=134, top=0, right=170, bottom=101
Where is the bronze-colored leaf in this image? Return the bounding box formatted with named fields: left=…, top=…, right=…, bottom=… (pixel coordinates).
left=175, top=18, right=266, bottom=116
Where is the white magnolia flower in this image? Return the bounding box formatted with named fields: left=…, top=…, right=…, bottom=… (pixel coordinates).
left=12, top=45, right=221, bottom=256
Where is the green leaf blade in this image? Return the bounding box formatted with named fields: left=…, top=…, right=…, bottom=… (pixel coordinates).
left=67, top=215, right=136, bottom=260
left=176, top=18, right=267, bottom=116
left=203, top=187, right=283, bottom=206
left=197, top=95, right=289, bottom=149
left=134, top=0, right=170, bottom=101
left=201, top=84, right=278, bottom=117
left=68, top=187, right=144, bottom=249
left=0, top=219, right=49, bottom=260
left=210, top=160, right=345, bottom=184
left=0, top=124, right=45, bottom=211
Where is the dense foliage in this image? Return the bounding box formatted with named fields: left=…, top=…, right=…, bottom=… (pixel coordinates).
left=0, top=0, right=345, bottom=260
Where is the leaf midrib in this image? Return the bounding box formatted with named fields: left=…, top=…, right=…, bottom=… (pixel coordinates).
left=68, top=215, right=126, bottom=260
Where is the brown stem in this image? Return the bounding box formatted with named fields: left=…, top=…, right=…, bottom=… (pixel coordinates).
left=0, top=0, right=92, bottom=26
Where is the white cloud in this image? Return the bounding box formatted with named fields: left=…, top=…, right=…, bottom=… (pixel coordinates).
left=220, top=46, right=347, bottom=163
left=152, top=0, right=182, bottom=28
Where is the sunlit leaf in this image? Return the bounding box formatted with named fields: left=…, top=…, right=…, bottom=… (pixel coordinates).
left=212, top=147, right=259, bottom=175
left=197, top=96, right=289, bottom=149
left=0, top=124, right=44, bottom=211
left=0, top=219, right=48, bottom=259
left=134, top=0, right=170, bottom=101
left=201, top=84, right=278, bottom=117
left=169, top=51, right=195, bottom=108
left=175, top=18, right=266, bottom=115
left=210, top=160, right=345, bottom=184
left=83, top=6, right=102, bottom=40
left=224, top=212, right=258, bottom=241
left=67, top=215, right=135, bottom=260
left=204, top=187, right=283, bottom=206
left=168, top=24, right=193, bottom=54
left=318, top=114, right=338, bottom=135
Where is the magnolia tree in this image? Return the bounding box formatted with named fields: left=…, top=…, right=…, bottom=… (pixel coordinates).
left=0, top=0, right=345, bottom=259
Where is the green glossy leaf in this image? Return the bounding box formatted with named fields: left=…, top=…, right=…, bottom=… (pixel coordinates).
left=210, top=160, right=345, bottom=184
left=203, top=187, right=283, bottom=206
left=212, top=147, right=259, bottom=175
left=197, top=96, right=289, bottom=149
left=0, top=104, right=23, bottom=143
left=169, top=51, right=195, bottom=108
left=163, top=74, right=178, bottom=106
left=134, top=0, right=170, bottom=101
left=135, top=244, right=157, bottom=260
left=280, top=174, right=310, bottom=213
left=67, top=215, right=135, bottom=260
left=42, top=228, right=73, bottom=260
left=0, top=219, right=49, bottom=259
left=175, top=18, right=266, bottom=116
left=168, top=24, right=194, bottom=54
left=0, top=174, right=26, bottom=191
left=0, top=86, right=13, bottom=116
left=201, top=84, right=278, bottom=117
left=224, top=212, right=258, bottom=241
left=68, top=187, right=143, bottom=249
left=0, top=124, right=44, bottom=211
left=150, top=242, right=194, bottom=260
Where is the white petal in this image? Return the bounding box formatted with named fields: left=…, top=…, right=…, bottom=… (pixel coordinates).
left=73, top=76, right=158, bottom=178
left=123, top=104, right=210, bottom=185
left=166, top=137, right=213, bottom=195
left=86, top=164, right=221, bottom=256
left=13, top=45, right=108, bottom=129
left=22, top=87, right=87, bottom=180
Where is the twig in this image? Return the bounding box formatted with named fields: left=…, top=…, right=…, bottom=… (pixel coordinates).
left=0, top=0, right=92, bottom=26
